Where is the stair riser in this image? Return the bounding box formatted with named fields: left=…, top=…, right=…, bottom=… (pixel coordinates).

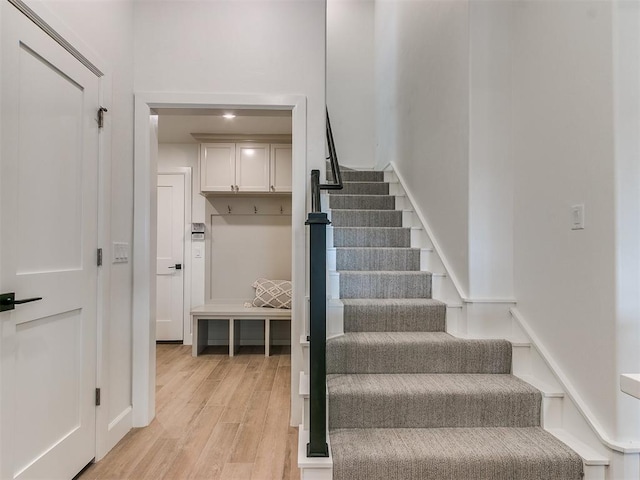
left=329, top=195, right=395, bottom=210
left=336, top=249, right=421, bottom=271
left=329, top=391, right=541, bottom=429
left=327, top=342, right=512, bottom=374
left=339, top=171, right=385, bottom=182
left=333, top=227, right=411, bottom=247
left=343, top=303, right=446, bottom=332
left=339, top=273, right=432, bottom=299
left=331, top=182, right=389, bottom=195
left=330, top=210, right=402, bottom=228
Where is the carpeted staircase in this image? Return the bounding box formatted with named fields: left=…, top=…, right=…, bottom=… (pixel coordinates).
left=325, top=169, right=584, bottom=480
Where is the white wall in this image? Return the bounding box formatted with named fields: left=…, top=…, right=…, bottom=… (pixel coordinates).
left=373, top=0, right=640, bottom=449
left=468, top=0, right=514, bottom=299
left=612, top=0, right=640, bottom=448
left=376, top=0, right=471, bottom=294
left=373, top=0, right=397, bottom=172
left=510, top=0, right=625, bottom=441
left=134, top=0, right=326, bottom=426
left=327, top=0, right=375, bottom=169
left=16, top=0, right=136, bottom=458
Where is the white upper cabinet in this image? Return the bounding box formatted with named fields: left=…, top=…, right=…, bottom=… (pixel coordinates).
left=235, top=143, right=270, bottom=192
left=270, top=144, right=292, bottom=193
left=200, top=143, right=236, bottom=192
left=200, top=141, right=291, bottom=194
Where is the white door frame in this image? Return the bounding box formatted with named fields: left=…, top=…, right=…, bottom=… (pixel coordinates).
left=156, top=168, right=192, bottom=344
left=133, top=92, right=307, bottom=426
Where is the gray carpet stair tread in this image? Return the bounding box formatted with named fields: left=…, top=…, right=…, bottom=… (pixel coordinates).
left=327, top=373, right=541, bottom=428
left=340, top=170, right=385, bottom=182
left=330, top=181, right=390, bottom=195
left=336, top=248, right=421, bottom=271
left=330, top=427, right=584, bottom=480
left=339, top=271, right=432, bottom=299
left=331, top=209, right=403, bottom=227
left=327, top=332, right=512, bottom=374
left=333, top=227, right=411, bottom=247
left=341, top=298, right=446, bottom=307
left=329, top=194, right=395, bottom=210
left=342, top=298, right=446, bottom=332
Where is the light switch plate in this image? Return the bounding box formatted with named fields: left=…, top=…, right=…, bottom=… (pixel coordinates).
left=113, top=242, right=129, bottom=263
left=571, top=205, right=585, bottom=230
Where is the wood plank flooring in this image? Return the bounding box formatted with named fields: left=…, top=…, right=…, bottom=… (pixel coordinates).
left=80, top=345, right=300, bottom=480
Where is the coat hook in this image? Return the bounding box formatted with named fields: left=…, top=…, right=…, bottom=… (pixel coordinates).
left=227, top=205, right=232, bottom=214
left=254, top=205, right=258, bottom=214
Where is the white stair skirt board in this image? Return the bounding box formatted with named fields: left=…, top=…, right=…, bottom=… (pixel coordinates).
left=410, top=227, right=430, bottom=249
left=328, top=271, right=340, bottom=300
left=300, top=371, right=310, bottom=431
left=511, top=307, right=640, bottom=457
left=620, top=374, right=640, bottom=400
left=298, top=427, right=333, bottom=480
left=327, top=299, right=344, bottom=339
left=300, top=335, right=309, bottom=375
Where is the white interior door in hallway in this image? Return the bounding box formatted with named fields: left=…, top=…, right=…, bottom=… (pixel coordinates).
left=0, top=4, right=100, bottom=479
left=156, top=174, right=185, bottom=341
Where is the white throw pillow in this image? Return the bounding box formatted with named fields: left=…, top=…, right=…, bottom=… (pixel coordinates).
left=250, top=278, right=292, bottom=309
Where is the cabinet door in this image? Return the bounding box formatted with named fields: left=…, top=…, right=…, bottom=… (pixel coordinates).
left=270, top=144, right=292, bottom=193
left=236, top=143, right=270, bottom=192
left=201, top=143, right=236, bottom=192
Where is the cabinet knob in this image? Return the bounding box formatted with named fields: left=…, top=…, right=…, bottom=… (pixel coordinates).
left=230, top=185, right=234, bottom=191
left=270, top=185, right=275, bottom=192
left=235, top=185, right=239, bottom=192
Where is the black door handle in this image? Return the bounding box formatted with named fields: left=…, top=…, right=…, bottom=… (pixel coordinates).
left=168, top=264, right=182, bottom=270
left=0, top=292, right=43, bottom=312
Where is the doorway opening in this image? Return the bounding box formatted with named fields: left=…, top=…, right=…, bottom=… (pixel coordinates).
left=154, top=108, right=293, bottom=349
left=133, top=93, right=307, bottom=428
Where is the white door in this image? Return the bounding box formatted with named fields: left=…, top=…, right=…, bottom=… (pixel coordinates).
left=156, top=174, right=185, bottom=341
left=1, top=5, right=99, bottom=480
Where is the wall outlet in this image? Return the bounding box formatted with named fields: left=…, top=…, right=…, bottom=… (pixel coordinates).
left=571, top=205, right=585, bottom=230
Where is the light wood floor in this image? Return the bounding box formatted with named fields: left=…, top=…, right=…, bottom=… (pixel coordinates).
left=80, top=344, right=300, bottom=480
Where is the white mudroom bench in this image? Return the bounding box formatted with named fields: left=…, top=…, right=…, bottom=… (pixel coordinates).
left=190, top=303, right=291, bottom=357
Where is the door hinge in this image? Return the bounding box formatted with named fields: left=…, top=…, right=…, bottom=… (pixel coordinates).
left=97, top=248, right=103, bottom=266
left=95, top=388, right=101, bottom=406
left=97, top=106, right=108, bottom=129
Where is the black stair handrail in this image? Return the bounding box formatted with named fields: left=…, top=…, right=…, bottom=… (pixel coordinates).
left=305, top=109, right=343, bottom=458
left=311, top=108, right=343, bottom=212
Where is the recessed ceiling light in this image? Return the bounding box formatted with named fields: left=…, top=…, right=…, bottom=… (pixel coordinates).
left=223, top=113, right=236, bottom=119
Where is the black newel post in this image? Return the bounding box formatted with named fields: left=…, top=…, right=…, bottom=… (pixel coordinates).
left=305, top=207, right=330, bottom=458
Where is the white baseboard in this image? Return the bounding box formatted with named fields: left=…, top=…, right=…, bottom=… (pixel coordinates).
left=97, top=406, right=132, bottom=461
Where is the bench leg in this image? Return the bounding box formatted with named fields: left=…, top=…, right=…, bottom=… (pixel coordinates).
left=192, top=317, right=198, bottom=357
left=193, top=317, right=208, bottom=357
left=264, top=318, right=270, bottom=357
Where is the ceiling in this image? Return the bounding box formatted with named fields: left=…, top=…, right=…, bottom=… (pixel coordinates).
left=156, top=108, right=292, bottom=144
